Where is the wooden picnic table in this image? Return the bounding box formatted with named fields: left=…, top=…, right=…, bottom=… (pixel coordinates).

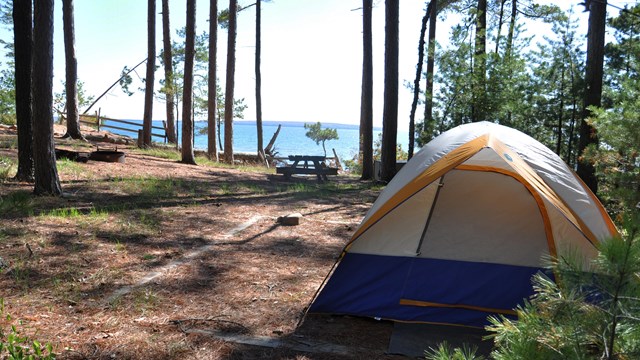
left=276, top=155, right=338, bottom=182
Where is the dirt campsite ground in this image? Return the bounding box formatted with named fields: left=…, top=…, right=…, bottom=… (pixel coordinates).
left=0, top=124, right=412, bottom=359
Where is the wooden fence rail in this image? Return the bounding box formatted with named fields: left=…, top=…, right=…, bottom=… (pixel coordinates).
left=72, top=111, right=168, bottom=143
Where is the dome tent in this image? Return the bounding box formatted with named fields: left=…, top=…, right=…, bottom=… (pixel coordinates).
left=309, top=122, right=617, bottom=327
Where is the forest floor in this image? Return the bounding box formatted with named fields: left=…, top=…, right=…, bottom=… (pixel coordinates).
left=0, top=124, right=406, bottom=359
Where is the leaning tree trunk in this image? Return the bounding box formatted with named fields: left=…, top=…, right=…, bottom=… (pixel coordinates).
left=380, top=0, right=399, bottom=183
left=207, top=0, right=218, bottom=160
left=142, top=0, right=156, bottom=147
left=32, top=0, right=62, bottom=196
left=423, top=0, right=438, bottom=142
left=181, top=0, right=197, bottom=164
left=360, top=0, right=374, bottom=180
left=577, top=0, right=607, bottom=195
left=408, top=1, right=431, bottom=159
left=223, top=0, right=238, bottom=164
left=162, top=0, right=177, bottom=144
left=13, top=0, right=34, bottom=182
left=255, top=0, right=263, bottom=158
left=62, top=0, right=82, bottom=140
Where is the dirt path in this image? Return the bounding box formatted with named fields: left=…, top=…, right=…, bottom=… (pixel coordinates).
left=0, top=126, right=404, bottom=359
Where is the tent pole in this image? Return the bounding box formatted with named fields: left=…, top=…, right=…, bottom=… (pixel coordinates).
left=415, top=175, right=446, bottom=256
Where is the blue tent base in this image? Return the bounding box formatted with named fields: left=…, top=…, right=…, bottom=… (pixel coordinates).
left=387, top=322, right=493, bottom=358
left=310, top=252, right=541, bottom=327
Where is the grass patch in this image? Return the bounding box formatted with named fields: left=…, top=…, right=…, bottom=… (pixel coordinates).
left=42, top=207, right=83, bottom=218
left=133, top=288, right=159, bottom=314
left=7, top=259, right=32, bottom=288
left=56, top=158, right=86, bottom=179
left=0, top=190, right=33, bottom=216
left=218, top=182, right=267, bottom=196
left=136, top=147, right=181, bottom=161
left=109, top=208, right=164, bottom=238
left=0, top=155, right=16, bottom=181
left=109, top=176, right=182, bottom=199
left=208, top=160, right=273, bottom=174
left=0, top=135, right=17, bottom=149
left=272, top=181, right=383, bottom=200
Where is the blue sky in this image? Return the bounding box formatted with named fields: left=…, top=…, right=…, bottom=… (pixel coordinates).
left=48, top=0, right=431, bottom=129
left=1, top=0, right=599, bottom=129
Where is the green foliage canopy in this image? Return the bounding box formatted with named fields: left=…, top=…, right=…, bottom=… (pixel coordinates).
left=303, top=122, right=338, bottom=157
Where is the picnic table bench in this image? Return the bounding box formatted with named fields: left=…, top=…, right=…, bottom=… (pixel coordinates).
left=276, top=155, right=338, bottom=182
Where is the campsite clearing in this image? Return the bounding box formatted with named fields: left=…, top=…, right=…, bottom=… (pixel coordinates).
left=0, top=125, right=404, bottom=359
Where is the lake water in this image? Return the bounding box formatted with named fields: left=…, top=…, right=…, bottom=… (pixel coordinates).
left=103, top=119, right=410, bottom=163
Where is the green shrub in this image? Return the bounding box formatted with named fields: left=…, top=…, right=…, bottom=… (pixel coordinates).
left=486, top=214, right=640, bottom=360
left=0, top=298, right=56, bottom=359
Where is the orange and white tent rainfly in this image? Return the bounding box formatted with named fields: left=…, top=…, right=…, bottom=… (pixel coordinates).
left=309, top=122, right=617, bottom=327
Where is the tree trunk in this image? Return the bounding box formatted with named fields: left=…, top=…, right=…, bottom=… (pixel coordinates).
left=380, top=0, right=399, bottom=183
left=142, top=0, right=156, bottom=147
left=208, top=0, right=218, bottom=160
left=82, top=58, right=146, bottom=115
left=424, top=0, right=437, bottom=143
left=255, top=0, right=263, bottom=156
left=505, top=0, right=517, bottom=60
left=32, top=0, right=61, bottom=196
left=472, top=0, right=487, bottom=122
left=162, top=0, right=177, bottom=144
left=408, top=2, right=431, bottom=160
left=360, top=0, right=374, bottom=180
left=577, top=0, right=606, bottom=194
left=556, top=63, right=565, bottom=156
left=13, top=0, right=34, bottom=182
left=62, top=0, right=82, bottom=140
left=495, top=0, right=507, bottom=54
left=181, top=0, right=197, bottom=164
left=223, top=0, right=237, bottom=164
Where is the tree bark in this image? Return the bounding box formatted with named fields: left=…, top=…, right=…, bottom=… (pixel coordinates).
left=162, top=0, right=176, bottom=144
left=472, top=0, right=487, bottom=122
left=408, top=2, right=431, bottom=160
left=255, top=0, right=263, bottom=156
left=380, top=0, right=399, bottom=183
left=424, top=0, right=437, bottom=142
left=495, top=0, right=507, bottom=54
left=556, top=63, right=565, bottom=156
left=13, top=0, right=34, bottom=182
left=181, top=0, right=197, bottom=164
left=577, top=0, right=606, bottom=194
left=62, top=0, right=82, bottom=140
left=32, top=0, right=61, bottom=196
left=223, top=0, right=237, bottom=164
left=505, top=0, right=517, bottom=60
left=360, top=0, right=374, bottom=180
left=208, top=0, right=218, bottom=160
left=142, top=0, right=156, bottom=147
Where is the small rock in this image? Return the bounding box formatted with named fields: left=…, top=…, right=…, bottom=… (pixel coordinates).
left=277, top=213, right=303, bottom=226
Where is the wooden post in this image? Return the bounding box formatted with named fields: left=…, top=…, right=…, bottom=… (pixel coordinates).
left=162, top=120, right=168, bottom=143
left=137, top=129, right=144, bottom=148
left=96, top=108, right=101, bottom=131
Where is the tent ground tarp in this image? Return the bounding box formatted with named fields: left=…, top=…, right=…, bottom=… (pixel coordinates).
left=387, top=322, right=492, bottom=358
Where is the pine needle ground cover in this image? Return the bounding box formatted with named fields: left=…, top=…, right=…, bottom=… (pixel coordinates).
left=0, top=125, right=397, bottom=359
